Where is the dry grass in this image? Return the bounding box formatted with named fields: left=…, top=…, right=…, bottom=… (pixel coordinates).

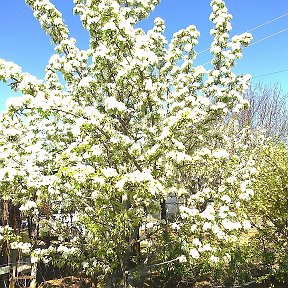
left=38, top=277, right=91, bottom=288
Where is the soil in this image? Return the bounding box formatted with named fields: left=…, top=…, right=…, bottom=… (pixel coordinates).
left=37, top=276, right=288, bottom=288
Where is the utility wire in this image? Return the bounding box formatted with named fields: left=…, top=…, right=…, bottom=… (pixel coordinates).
left=196, top=47, right=210, bottom=56
left=200, top=28, right=288, bottom=66
left=246, top=11, right=288, bottom=33
left=249, top=27, right=288, bottom=46
left=252, top=69, right=288, bottom=79
left=196, top=11, right=288, bottom=55
left=194, top=67, right=288, bottom=81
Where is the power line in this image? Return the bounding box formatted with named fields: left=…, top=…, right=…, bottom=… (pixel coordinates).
left=246, top=12, right=288, bottom=33
left=199, top=28, right=288, bottom=66
left=196, top=66, right=288, bottom=80
left=252, top=69, right=288, bottom=79
left=196, top=48, right=210, bottom=56
left=249, top=27, right=288, bottom=46
left=196, top=11, right=288, bottom=55
left=200, top=61, right=211, bottom=66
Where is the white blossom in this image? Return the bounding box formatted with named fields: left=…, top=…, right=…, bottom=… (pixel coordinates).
left=189, top=248, right=200, bottom=259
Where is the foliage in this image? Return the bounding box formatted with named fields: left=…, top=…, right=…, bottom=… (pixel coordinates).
left=247, top=141, right=288, bottom=283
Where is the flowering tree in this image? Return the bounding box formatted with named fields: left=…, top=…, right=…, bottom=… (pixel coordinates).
left=0, top=0, right=257, bottom=286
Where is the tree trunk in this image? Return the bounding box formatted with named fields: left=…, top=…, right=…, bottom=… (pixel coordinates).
left=160, top=200, right=167, bottom=222
left=122, top=194, right=140, bottom=267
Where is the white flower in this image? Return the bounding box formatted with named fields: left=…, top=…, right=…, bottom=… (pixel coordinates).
left=10, top=242, right=18, bottom=250
left=201, top=204, right=215, bottom=220
left=224, top=253, right=231, bottom=263
left=242, top=220, right=251, bottom=230
left=222, top=219, right=241, bottom=230
left=211, top=224, right=221, bottom=234
left=203, top=222, right=212, bottom=230
left=57, top=245, right=67, bottom=253
left=63, top=62, right=73, bottom=72
left=210, top=45, right=221, bottom=54
left=179, top=206, right=199, bottom=218
left=82, top=261, right=89, bottom=269
left=213, top=149, right=229, bottom=158
left=221, top=195, right=231, bottom=203
left=210, top=255, right=219, bottom=263
left=226, top=176, right=236, bottom=184
left=91, top=145, right=102, bottom=156
left=4, top=127, right=20, bottom=136
left=31, top=256, right=39, bottom=264
left=6, top=97, right=22, bottom=109
left=171, top=222, right=180, bottom=230
left=219, top=205, right=229, bottom=214
left=178, top=255, right=187, bottom=263
left=19, top=200, right=37, bottom=212
left=144, top=79, right=153, bottom=91
left=18, top=242, right=31, bottom=253
left=199, top=243, right=212, bottom=252
left=189, top=248, right=200, bottom=259
left=246, top=189, right=254, bottom=196
left=79, top=75, right=94, bottom=87
left=102, top=168, right=118, bottom=178
left=145, top=222, right=155, bottom=229
left=102, top=21, right=117, bottom=31
left=191, top=224, right=197, bottom=233
left=239, top=188, right=254, bottom=200
left=42, top=257, right=50, bottom=264
left=184, top=44, right=193, bottom=52
left=192, top=238, right=201, bottom=246
left=240, top=180, right=250, bottom=192
left=105, top=96, right=127, bottom=111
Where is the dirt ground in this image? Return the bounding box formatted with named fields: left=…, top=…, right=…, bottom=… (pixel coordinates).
left=37, top=276, right=288, bottom=288
left=38, top=277, right=92, bottom=288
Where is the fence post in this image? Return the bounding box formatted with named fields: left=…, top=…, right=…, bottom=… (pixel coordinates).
left=29, top=262, right=37, bottom=288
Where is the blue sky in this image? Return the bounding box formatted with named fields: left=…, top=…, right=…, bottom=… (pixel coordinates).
left=0, top=0, right=287, bottom=110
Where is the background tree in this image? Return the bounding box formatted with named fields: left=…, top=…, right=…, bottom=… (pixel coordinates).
left=238, top=82, right=288, bottom=143
left=244, top=141, right=288, bottom=284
